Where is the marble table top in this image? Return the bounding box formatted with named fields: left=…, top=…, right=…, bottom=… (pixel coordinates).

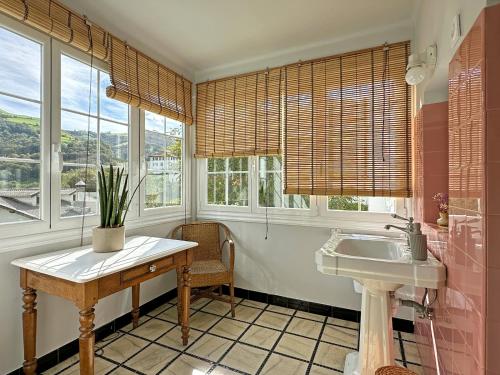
left=11, top=236, right=198, bottom=283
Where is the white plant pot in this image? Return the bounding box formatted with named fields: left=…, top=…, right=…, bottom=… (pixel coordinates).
left=92, top=226, right=125, bottom=253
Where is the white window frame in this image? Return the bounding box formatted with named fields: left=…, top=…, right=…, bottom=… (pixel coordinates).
left=197, top=156, right=410, bottom=230
left=252, top=156, right=318, bottom=218
left=0, top=21, right=191, bottom=251
left=0, top=14, right=51, bottom=238
left=138, top=110, right=191, bottom=219
left=198, top=156, right=251, bottom=216
left=50, top=40, right=138, bottom=231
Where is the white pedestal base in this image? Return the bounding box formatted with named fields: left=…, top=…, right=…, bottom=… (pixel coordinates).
left=343, top=280, right=402, bottom=375
left=344, top=352, right=360, bottom=375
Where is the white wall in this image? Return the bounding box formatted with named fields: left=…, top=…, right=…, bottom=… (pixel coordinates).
left=0, top=221, right=182, bottom=374
left=220, top=221, right=360, bottom=308
left=413, top=0, right=488, bottom=106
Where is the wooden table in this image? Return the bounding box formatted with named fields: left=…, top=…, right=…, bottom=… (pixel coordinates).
left=11, top=236, right=198, bottom=375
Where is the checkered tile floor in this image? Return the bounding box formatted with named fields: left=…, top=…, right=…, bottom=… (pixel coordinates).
left=44, top=296, right=423, bottom=375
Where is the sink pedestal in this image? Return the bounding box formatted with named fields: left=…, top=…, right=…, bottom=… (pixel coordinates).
left=315, top=232, right=446, bottom=375
left=344, top=280, right=402, bottom=375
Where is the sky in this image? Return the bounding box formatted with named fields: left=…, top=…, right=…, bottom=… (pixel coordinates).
left=1, top=26, right=126, bottom=131
left=0, top=25, right=182, bottom=137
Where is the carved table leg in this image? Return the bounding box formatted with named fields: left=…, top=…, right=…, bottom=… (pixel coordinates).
left=22, top=288, right=37, bottom=375
left=79, top=307, right=95, bottom=375
left=181, top=266, right=191, bottom=345
left=176, top=267, right=182, bottom=324
left=131, top=284, right=140, bottom=328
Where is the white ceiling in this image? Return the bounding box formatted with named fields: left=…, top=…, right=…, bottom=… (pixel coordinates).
left=61, top=0, right=418, bottom=80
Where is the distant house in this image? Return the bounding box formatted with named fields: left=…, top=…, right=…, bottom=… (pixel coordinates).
left=0, top=188, right=90, bottom=223
left=147, top=152, right=180, bottom=173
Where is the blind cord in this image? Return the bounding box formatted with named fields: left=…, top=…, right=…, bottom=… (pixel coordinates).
left=381, top=43, right=389, bottom=163
left=80, top=17, right=94, bottom=247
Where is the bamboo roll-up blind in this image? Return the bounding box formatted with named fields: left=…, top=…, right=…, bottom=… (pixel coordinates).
left=195, top=68, right=282, bottom=157
left=0, top=0, right=193, bottom=125
left=284, top=41, right=411, bottom=197
left=0, top=0, right=109, bottom=60
left=106, top=38, right=193, bottom=125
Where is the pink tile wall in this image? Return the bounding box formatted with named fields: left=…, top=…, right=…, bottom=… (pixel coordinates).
left=415, top=4, right=500, bottom=374
left=413, top=102, right=449, bottom=224
left=484, top=4, right=500, bottom=374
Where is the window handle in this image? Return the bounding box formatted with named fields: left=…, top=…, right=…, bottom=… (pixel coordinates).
left=52, top=143, right=63, bottom=172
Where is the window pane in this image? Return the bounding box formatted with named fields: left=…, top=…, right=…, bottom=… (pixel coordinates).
left=328, top=196, right=361, bottom=211
left=61, top=110, right=97, bottom=164
left=258, top=156, right=309, bottom=209
left=61, top=54, right=98, bottom=114
left=207, top=174, right=225, bottom=205
left=145, top=173, right=164, bottom=208
left=362, top=197, right=395, bottom=213
left=0, top=27, right=41, bottom=101
left=0, top=95, right=40, bottom=159
left=60, top=165, right=97, bottom=217
left=145, top=111, right=165, bottom=133
left=165, top=173, right=182, bottom=206
left=144, top=112, right=183, bottom=209
left=228, top=173, right=248, bottom=206
left=328, top=196, right=395, bottom=212
left=259, top=172, right=281, bottom=208
left=0, top=161, right=40, bottom=222
left=166, top=137, right=182, bottom=172
left=165, top=117, right=182, bottom=137
left=208, top=158, right=226, bottom=172
left=100, top=120, right=128, bottom=167
left=284, top=194, right=310, bottom=209
left=228, top=157, right=248, bottom=172
left=99, top=72, right=128, bottom=123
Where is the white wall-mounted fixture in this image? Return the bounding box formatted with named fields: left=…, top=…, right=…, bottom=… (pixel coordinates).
left=451, top=13, right=462, bottom=48
left=405, top=45, right=437, bottom=85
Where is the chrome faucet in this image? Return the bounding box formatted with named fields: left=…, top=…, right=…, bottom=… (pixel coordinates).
left=385, top=214, right=428, bottom=261
left=384, top=214, right=415, bottom=246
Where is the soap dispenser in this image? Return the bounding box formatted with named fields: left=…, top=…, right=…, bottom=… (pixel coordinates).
left=409, top=223, right=428, bottom=261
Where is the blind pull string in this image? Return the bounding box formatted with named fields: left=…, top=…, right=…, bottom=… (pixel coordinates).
left=381, top=42, right=389, bottom=163
left=80, top=16, right=94, bottom=247
left=264, top=68, right=269, bottom=240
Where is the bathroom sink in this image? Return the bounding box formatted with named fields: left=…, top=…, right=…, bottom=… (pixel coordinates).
left=316, top=233, right=445, bottom=289
left=334, top=238, right=404, bottom=260
left=316, top=231, right=446, bottom=375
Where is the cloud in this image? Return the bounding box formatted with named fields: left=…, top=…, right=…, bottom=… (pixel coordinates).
left=0, top=27, right=41, bottom=101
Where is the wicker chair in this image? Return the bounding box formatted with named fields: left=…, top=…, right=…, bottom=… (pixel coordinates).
left=170, top=221, right=235, bottom=317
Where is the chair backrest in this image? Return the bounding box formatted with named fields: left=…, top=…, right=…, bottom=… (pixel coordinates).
left=172, top=222, right=222, bottom=262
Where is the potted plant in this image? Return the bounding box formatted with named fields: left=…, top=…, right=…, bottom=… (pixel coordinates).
left=92, top=165, right=142, bottom=253
left=433, top=192, right=449, bottom=227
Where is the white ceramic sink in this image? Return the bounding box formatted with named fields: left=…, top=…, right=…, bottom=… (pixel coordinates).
left=316, top=230, right=446, bottom=375
left=316, top=233, right=445, bottom=290
left=334, top=238, right=404, bottom=260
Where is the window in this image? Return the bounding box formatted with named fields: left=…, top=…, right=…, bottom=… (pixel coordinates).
left=258, top=156, right=309, bottom=209
left=328, top=196, right=396, bottom=213
left=0, top=26, right=43, bottom=224
left=144, top=111, right=183, bottom=209
left=59, top=54, right=129, bottom=218
left=207, top=157, right=248, bottom=206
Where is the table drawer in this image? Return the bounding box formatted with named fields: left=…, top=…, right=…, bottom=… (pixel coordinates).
left=121, top=256, right=174, bottom=283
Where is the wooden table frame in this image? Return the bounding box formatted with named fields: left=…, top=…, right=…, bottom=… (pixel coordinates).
left=19, top=248, right=193, bottom=375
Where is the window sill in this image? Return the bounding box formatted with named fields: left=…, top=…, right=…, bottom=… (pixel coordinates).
left=197, top=209, right=400, bottom=232
left=0, top=212, right=190, bottom=254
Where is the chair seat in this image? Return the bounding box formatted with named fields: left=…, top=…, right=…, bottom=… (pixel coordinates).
left=191, top=260, right=227, bottom=275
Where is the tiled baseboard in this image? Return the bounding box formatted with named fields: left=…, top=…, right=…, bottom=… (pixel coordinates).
left=8, top=286, right=414, bottom=374
left=223, top=286, right=414, bottom=333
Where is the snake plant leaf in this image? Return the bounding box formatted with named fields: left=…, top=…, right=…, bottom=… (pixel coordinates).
left=97, top=170, right=105, bottom=227
left=105, top=165, right=114, bottom=227
left=110, top=167, right=123, bottom=226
